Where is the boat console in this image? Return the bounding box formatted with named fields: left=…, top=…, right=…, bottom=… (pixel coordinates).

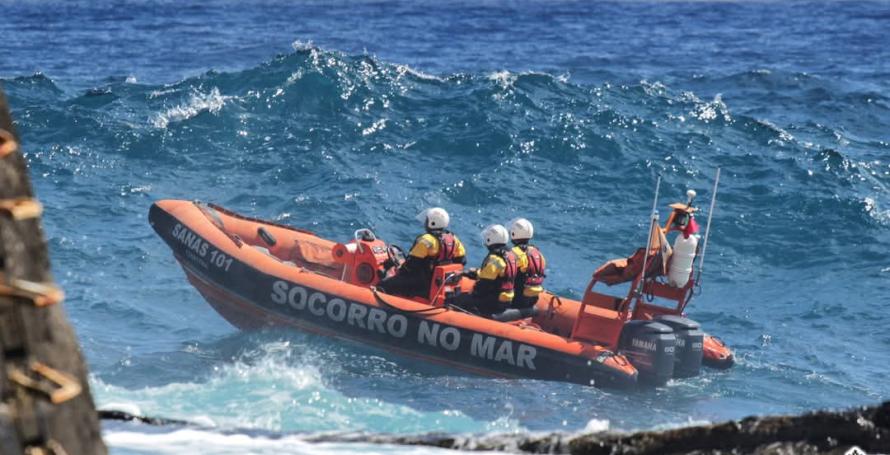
left=332, top=229, right=391, bottom=286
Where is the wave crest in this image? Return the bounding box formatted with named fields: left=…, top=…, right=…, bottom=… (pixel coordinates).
left=152, top=87, right=232, bottom=129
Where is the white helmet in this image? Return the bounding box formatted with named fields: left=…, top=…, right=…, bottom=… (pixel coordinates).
left=481, top=224, right=509, bottom=247
left=509, top=218, right=534, bottom=241
left=416, top=207, right=450, bottom=230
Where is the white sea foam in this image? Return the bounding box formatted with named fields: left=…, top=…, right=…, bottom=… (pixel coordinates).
left=488, top=70, right=517, bottom=88
left=757, top=119, right=794, bottom=144
left=152, top=87, right=231, bottom=129
left=487, top=69, right=567, bottom=86
left=649, top=417, right=713, bottom=431
left=291, top=39, right=315, bottom=51
left=361, top=118, right=387, bottom=136
left=285, top=70, right=304, bottom=85
left=583, top=418, right=610, bottom=433
left=104, top=428, right=474, bottom=455
left=488, top=70, right=518, bottom=102
left=689, top=94, right=732, bottom=123
left=641, top=79, right=668, bottom=96
left=91, top=343, right=516, bottom=435
left=394, top=63, right=443, bottom=82
left=864, top=197, right=890, bottom=224
left=148, top=86, right=178, bottom=99
left=119, top=184, right=152, bottom=196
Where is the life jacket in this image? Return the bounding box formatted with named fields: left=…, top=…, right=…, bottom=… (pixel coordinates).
left=434, top=231, right=457, bottom=264
left=499, top=248, right=518, bottom=292
left=411, top=230, right=457, bottom=272
left=473, top=247, right=518, bottom=298
left=522, top=245, right=545, bottom=287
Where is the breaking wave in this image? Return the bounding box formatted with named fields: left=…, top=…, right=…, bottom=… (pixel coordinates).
left=4, top=39, right=889, bottom=455
left=93, top=341, right=521, bottom=434
left=152, top=87, right=232, bottom=129
left=104, top=428, right=469, bottom=455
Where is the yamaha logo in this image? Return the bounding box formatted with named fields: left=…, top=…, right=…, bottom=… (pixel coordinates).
left=632, top=338, right=657, bottom=351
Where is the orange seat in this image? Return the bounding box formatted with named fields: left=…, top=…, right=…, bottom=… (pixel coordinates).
left=571, top=302, right=625, bottom=348
left=567, top=284, right=629, bottom=348
left=582, top=288, right=626, bottom=311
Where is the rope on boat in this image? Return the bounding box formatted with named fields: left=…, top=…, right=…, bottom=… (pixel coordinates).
left=545, top=294, right=562, bottom=320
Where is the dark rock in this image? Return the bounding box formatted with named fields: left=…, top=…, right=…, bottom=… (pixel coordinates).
left=99, top=400, right=888, bottom=454
left=306, top=401, right=890, bottom=454
left=98, top=409, right=190, bottom=427
left=0, top=87, right=107, bottom=454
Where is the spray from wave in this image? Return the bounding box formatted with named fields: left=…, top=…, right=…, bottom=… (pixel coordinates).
left=104, top=428, right=478, bottom=455
left=93, top=341, right=522, bottom=435
left=152, top=87, right=232, bottom=129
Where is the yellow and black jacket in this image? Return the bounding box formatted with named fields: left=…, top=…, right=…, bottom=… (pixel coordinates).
left=472, top=247, right=518, bottom=304
left=379, top=230, right=466, bottom=299
left=404, top=230, right=466, bottom=273
left=407, top=230, right=466, bottom=266
left=511, top=243, right=546, bottom=305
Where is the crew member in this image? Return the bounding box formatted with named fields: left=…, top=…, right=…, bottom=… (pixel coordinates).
left=509, top=218, right=546, bottom=309
left=460, top=224, right=517, bottom=316
left=378, top=207, right=466, bottom=298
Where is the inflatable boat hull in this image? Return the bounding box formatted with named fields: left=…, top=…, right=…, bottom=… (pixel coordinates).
left=149, top=200, right=638, bottom=388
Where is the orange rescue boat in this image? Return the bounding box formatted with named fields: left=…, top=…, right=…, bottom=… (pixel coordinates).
left=149, top=181, right=732, bottom=388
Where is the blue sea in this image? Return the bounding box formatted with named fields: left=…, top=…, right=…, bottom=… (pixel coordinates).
left=3, top=1, right=890, bottom=453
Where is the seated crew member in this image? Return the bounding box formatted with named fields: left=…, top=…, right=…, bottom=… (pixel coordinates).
left=459, top=224, right=517, bottom=317
left=509, top=218, right=547, bottom=310
left=377, top=207, right=466, bottom=298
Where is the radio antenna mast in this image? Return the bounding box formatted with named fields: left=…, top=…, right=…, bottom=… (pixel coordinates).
left=697, top=168, right=721, bottom=278
left=637, top=176, right=661, bottom=297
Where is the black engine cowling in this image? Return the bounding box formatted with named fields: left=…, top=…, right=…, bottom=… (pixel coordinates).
left=618, top=320, right=676, bottom=385
left=655, top=315, right=704, bottom=378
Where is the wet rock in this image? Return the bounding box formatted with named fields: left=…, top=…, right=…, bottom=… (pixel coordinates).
left=305, top=401, right=889, bottom=454
left=101, top=400, right=887, bottom=454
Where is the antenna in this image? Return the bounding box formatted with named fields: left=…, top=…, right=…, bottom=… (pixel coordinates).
left=637, top=176, right=661, bottom=297
left=697, top=168, right=721, bottom=277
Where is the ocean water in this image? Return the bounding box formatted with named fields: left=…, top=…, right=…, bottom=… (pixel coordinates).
left=3, top=1, right=890, bottom=453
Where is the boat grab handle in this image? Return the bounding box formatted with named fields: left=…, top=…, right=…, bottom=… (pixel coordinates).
left=371, top=287, right=447, bottom=315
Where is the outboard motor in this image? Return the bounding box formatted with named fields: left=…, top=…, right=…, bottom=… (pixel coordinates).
left=618, top=320, right=676, bottom=385
left=655, top=315, right=704, bottom=378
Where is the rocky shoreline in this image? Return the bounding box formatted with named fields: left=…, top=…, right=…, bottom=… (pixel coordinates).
left=101, top=400, right=889, bottom=454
